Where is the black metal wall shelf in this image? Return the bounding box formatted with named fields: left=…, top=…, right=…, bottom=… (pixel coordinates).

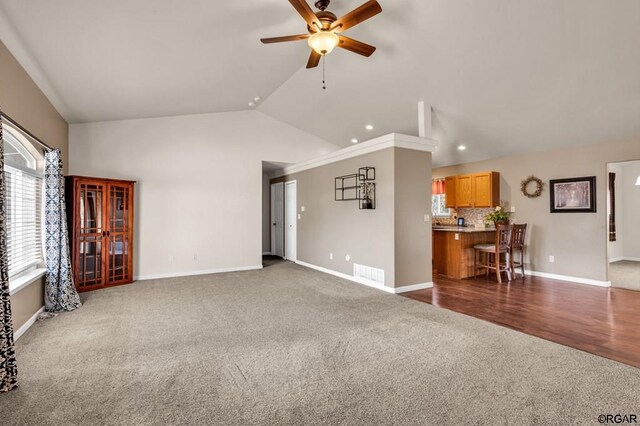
left=335, top=167, right=376, bottom=209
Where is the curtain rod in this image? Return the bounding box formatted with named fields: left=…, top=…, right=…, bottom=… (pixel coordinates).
left=0, top=110, right=54, bottom=152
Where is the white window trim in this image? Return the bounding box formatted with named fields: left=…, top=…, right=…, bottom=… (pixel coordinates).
left=9, top=267, right=46, bottom=296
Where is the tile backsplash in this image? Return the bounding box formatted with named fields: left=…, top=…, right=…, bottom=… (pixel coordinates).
left=434, top=207, right=494, bottom=228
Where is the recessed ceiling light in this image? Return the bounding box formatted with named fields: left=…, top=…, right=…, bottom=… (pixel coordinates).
left=351, top=138, right=359, bottom=144
left=248, top=101, right=255, bottom=107
left=365, top=125, right=374, bottom=130
left=254, top=97, right=262, bottom=103
left=458, top=145, right=467, bottom=151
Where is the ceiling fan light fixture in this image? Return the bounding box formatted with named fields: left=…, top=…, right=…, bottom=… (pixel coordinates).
left=308, top=31, right=339, bottom=55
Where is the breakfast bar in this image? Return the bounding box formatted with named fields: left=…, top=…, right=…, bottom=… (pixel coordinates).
left=432, top=227, right=496, bottom=279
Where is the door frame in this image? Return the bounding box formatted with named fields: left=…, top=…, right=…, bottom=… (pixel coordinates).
left=270, top=182, right=284, bottom=257
left=285, top=180, right=297, bottom=261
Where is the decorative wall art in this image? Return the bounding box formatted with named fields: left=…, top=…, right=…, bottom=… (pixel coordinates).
left=335, top=167, right=376, bottom=209
left=521, top=175, right=544, bottom=198
left=549, top=176, right=596, bottom=213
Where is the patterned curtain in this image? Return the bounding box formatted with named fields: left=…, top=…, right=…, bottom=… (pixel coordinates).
left=0, top=120, right=18, bottom=392
left=609, top=172, right=616, bottom=242
left=44, top=150, right=81, bottom=312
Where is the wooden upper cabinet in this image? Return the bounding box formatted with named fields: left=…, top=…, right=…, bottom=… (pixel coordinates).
left=444, top=176, right=457, bottom=208
left=473, top=172, right=500, bottom=207
left=455, top=174, right=474, bottom=207
left=445, top=172, right=500, bottom=208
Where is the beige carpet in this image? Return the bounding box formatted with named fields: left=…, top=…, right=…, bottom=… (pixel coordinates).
left=610, top=260, right=640, bottom=291
left=1, top=260, right=639, bottom=425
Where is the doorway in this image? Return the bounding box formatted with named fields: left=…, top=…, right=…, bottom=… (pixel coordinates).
left=285, top=180, right=297, bottom=261
left=607, top=160, right=640, bottom=291
left=271, top=182, right=284, bottom=257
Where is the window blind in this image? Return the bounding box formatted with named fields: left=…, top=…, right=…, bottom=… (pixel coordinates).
left=5, top=165, right=43, bottom=277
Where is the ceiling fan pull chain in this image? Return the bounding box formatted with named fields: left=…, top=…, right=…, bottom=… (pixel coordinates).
left=322, top=55, right=326, bottom=90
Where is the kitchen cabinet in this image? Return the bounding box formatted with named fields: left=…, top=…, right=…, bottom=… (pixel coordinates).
left=444, top=176, right=456, bottom=208
left=444, top=172, right=500, bottom=208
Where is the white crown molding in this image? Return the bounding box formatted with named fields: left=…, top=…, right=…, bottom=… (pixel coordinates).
left=275, top=133, right=438, bottom=178
left=0, top=6, right=70, bottom=120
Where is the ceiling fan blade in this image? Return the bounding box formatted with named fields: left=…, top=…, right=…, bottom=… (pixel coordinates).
left=337, top=35, right=376, bottom=57
left=261, top=34, right=310, bottom=44
left=331, top=0, right=382, bottom=32
left=289, top=0, right=322, bottom=30
left=306, top=50, right=321, bottom=68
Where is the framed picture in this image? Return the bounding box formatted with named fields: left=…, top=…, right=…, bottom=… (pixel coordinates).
left=549, top=176, right=596, bottom=213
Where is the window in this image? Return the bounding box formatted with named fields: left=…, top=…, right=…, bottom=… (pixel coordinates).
left=432, top=178, right=451, bottom=218
left=2, top=124, right=44, bottom=278
left=432, top=194, right=451, bottom=217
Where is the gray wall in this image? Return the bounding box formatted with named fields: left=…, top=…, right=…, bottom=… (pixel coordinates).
left=434, top=136, right=640, bottom=282
left=1, top=40, right=69, bottom=331
left=290, top=148, right=396, bottom=286
left=287, top=147, right=433, bottom=289
left=394, top=148, right=432, bottom=286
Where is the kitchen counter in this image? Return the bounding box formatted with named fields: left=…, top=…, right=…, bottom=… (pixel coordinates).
left=432, top=228, right=495, bottom=279
left=432, top=226, right=496, bottom=233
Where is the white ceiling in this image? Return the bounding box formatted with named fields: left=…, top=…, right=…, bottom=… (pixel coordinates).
left=1, top=0, right=639, bottom=167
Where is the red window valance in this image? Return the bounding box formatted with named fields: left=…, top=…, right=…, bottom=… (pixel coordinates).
left=432, top=179, right=445, bottom=195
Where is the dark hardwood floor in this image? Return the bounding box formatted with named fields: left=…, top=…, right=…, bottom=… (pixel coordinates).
left=404, top=274, right=640, bottom=369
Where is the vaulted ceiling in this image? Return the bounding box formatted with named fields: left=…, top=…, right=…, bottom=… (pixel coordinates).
left=1, top=0, right=639, bottom=167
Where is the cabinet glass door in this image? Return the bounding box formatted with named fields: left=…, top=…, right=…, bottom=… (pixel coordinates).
left=107, top=183, right=131, bottom=284
left=77, top=182, right=105, bottom=290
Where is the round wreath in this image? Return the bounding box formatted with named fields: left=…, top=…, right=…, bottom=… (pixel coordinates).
left=521, top=175, right=544, bottom=198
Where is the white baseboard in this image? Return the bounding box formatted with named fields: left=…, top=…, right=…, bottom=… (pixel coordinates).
left=295, top=260, right=433, bottom=294
left=394, top=282, right=434, bottom=293
left=622, top=257, right=640, bottom=262
left=14, top=306, right=45, bottom=341
left=524, top=270, right=611, bottom=287
left=135, top=265, right=263, bottom=281
left=609, top=257, right=624, bottom=263
left=262, top=252, right=273, bottom=255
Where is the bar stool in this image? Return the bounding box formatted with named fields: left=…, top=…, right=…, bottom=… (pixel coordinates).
left=474, top=224, right=512, bottom=283
left=510, top=224, right=527, bottom=280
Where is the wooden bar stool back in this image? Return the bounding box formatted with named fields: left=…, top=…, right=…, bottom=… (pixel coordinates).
left=510, top=224, right=527, bottom=280
left=473, top=224, right=512, bottom=283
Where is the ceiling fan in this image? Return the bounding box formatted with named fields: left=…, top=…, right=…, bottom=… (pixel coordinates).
left=261, top=0, right=382, bottom=69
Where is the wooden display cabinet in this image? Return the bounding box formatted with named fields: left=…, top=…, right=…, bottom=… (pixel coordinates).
left=66, top=176, right=135, bottom=292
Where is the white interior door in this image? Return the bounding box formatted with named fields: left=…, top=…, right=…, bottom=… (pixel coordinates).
left=285, top=181, right=297, bottom=261
left=271, top=182, right=284, bottom=257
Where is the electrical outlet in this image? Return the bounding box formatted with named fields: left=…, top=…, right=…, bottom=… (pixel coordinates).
left=549, top=255, right=555, bottom=263
left=424, top=214, right=430, bottom=222
left=297, top=214, right=301, bottom=220
left=455, top=233, right=460, bottom=241
left=329, top=253, right=333, bottom=260
left=301, top=206, right=305, bottom=212
left=510, top=206, right=516, bottom=213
